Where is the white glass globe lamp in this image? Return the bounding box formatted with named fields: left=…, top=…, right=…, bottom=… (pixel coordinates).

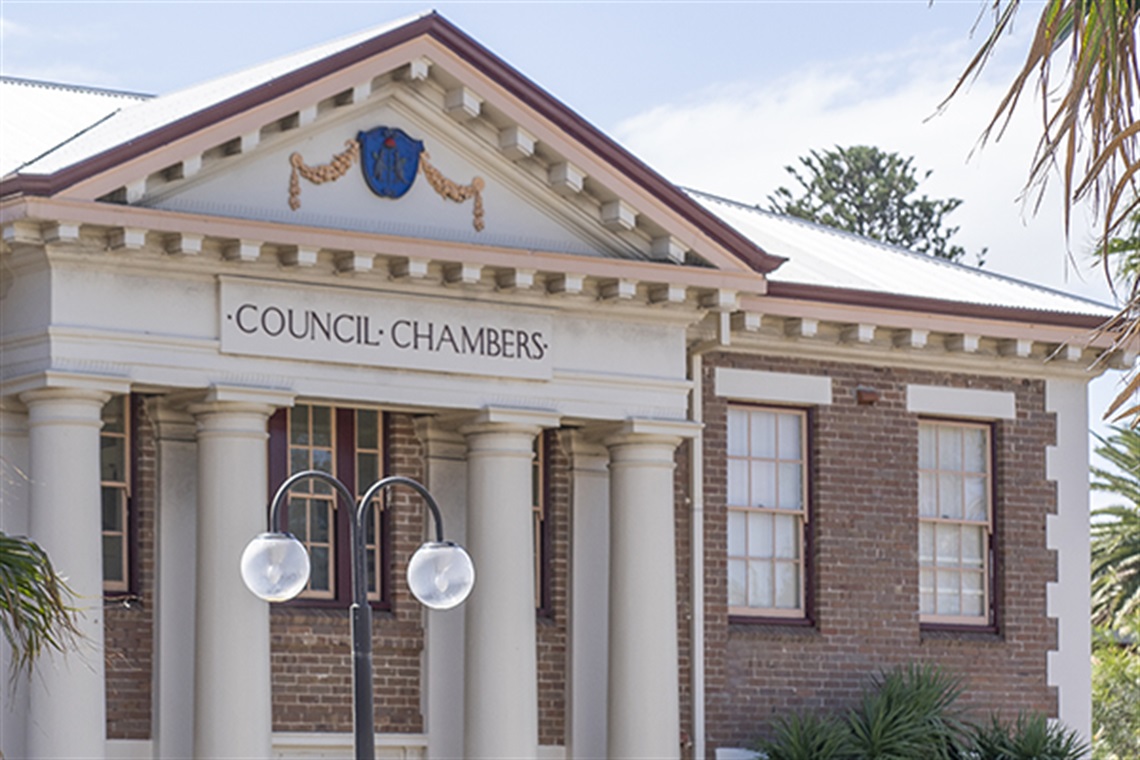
left=240, top=532, right=311, bottom=602
left=406, top=541, right=475, bottom=610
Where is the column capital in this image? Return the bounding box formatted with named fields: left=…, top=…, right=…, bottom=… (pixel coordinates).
left=145, top=397, right=197, bottom=442
left=603, top=418, right=700, bottom=449
left=5, top=369, right=130, bottom=400
left=559, top=429, right=609, bottom=472
left=449, top=406, right=560, bottom=437
left=19, top=386, right=113, bottom=407
left=19, top=387, right=112, bottom=431
left=415, top=416, right=468, bottom=461
left=186, top=384, right=293, bottom=422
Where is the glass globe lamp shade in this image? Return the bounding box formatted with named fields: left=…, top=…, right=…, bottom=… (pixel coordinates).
left=240, top=532, right=311, bottom=602
left=406, top=541, right=475, bottom=610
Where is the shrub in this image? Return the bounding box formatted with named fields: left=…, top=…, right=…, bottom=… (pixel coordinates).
left=754, top=711, right=851, bottom=760
left=967, top=712, right=1088, bottom=760
left=752, top=664, right=1088, bottom=760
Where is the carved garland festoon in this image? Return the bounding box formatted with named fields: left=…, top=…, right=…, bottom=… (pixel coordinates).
left=288, top=142, right=485, bottom=232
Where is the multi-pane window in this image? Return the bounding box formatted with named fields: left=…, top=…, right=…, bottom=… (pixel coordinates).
left=726, top=406, right=808, bottom=618
left=101, top=396, right=130, bottom=593
left=918, top=421, right=992, bottom=626
left=354, top=409, right=384, bottom=601
left=273, top=405, right=385, bottom=602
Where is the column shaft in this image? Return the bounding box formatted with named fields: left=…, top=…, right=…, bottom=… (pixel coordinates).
left=21, top=388, right=111, bottom=760
left=607, top=431, right=683, bottom=760
left=564, top=433, right=610, bottom=760
left=191, top=402, right=275, bottom=759
left=1, top=400, right=32, bottom=760
left=463, top=421, right=541, bottom=759
left=149, top=401, right=198, bottom=760
left=416, top=420, right=468, bottom=760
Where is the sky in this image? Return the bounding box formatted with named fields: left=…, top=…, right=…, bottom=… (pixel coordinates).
left=0, top=1, right=1129, bottom=499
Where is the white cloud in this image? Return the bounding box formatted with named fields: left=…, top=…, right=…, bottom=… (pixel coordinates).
left=0, top=17, right=29, bottom=40
left=614, top=33, right=1114, bottom=306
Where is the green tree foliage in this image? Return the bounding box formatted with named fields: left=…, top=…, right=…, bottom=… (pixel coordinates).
left=1090, top=427, right=1140, bottom=627
left=767, top=145, right=985, bottom=265
left=0, top=531, right=81, bottom=678
left=1091, top=617, right=1140, bottom=760
left=946, top=2, right=1140, bottom=422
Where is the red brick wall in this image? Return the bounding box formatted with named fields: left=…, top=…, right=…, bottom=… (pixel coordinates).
left=105, top=394, right=155, bottom=740
left=537, top=430, right=569, bottom=746
left=676, top=438, right=695, bottom=758
left=270, top=411, right=427, bottom=733
left=103, top=407, right=572, bottom=742
left=699, top=353, right=1058, bottom=754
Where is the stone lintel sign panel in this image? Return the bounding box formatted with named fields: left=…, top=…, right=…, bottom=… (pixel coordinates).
left=220, top=277, right=552, bottom=380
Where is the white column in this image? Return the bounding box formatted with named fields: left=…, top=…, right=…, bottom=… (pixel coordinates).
left=606, top=420, right=694, bottom=760
left=416, top=419, right=468, bottom=760
left=190, top=397, right=281, bottom=759
left=20, top=387, right=112, bottom=760
left=149, top=400, right=198, bottom=760
left=461, top=409, right=557, bottom=760
left=563, top=431, right=610, bottom=760
left=0, top=399, right=32, bottom=760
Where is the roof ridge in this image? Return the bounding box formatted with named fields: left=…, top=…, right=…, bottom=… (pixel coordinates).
left=0, top=75, right=153, bottom=100
left=683, top=186, right=1116, bottom=312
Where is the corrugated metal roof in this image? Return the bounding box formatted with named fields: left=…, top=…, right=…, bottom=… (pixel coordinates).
left=687, top=189, right=1115, bottom=319
left=0, top=77, right=151, bottom=176
left=8, top=13, right=428, bottom=176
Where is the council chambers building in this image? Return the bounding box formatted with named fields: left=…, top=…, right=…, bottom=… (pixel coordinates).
left=0, top=11, right=1122, bottom=760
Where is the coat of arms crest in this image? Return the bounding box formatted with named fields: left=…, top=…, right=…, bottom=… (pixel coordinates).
left=357, top=126, right=424, bottom=199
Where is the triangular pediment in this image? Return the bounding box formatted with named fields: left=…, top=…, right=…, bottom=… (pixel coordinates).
left=139, top=83, right=664, bottom=261
left=2, top=13, right=781, bottom=276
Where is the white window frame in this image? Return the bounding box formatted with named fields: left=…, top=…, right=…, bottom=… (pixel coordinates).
left=726, top=405, right=809, bottom=619
left=918, top=419, right=994, bottom=627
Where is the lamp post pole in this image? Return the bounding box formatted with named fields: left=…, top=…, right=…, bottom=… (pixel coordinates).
left=241, top=470, right=474, bottom=760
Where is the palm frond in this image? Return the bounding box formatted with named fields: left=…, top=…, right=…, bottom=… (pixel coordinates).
left=0, top=532, right=82, bottom=679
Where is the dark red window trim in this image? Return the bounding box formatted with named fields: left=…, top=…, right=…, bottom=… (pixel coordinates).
left=267, top=406, right=391, bottom=610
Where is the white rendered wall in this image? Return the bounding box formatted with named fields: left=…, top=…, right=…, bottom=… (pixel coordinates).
left=1045, top=378, right=1092, bottom=741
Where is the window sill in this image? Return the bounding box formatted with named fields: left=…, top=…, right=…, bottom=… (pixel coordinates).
left=729, top=615, right=817, bottom=636
left=920, top=623, right=1001, bottom=642
left=271, top=598, right=392, bottom=613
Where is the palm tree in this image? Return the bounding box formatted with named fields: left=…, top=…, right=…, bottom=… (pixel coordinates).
left=944, top=1, right=1140, bottom=420
left=0, top=531, right=81, bottom=677
left=1090, top=428, right=1140, bottom=627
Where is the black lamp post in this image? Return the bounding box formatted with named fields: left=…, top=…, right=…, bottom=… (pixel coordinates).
left=240, top=470, right=474, bottom=760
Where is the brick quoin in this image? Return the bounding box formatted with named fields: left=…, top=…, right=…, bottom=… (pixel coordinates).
left=697, top=353, right=1058, bottom=754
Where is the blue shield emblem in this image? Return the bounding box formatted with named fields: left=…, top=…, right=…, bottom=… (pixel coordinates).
left=357, top=127, right=423, bottom=198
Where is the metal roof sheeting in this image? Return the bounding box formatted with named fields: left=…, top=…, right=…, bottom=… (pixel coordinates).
left=6, top=13, right=428, bottom=177
left=0, top=78, right=151, bottom=176
left=688, top=189, right=1115, bottom=319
